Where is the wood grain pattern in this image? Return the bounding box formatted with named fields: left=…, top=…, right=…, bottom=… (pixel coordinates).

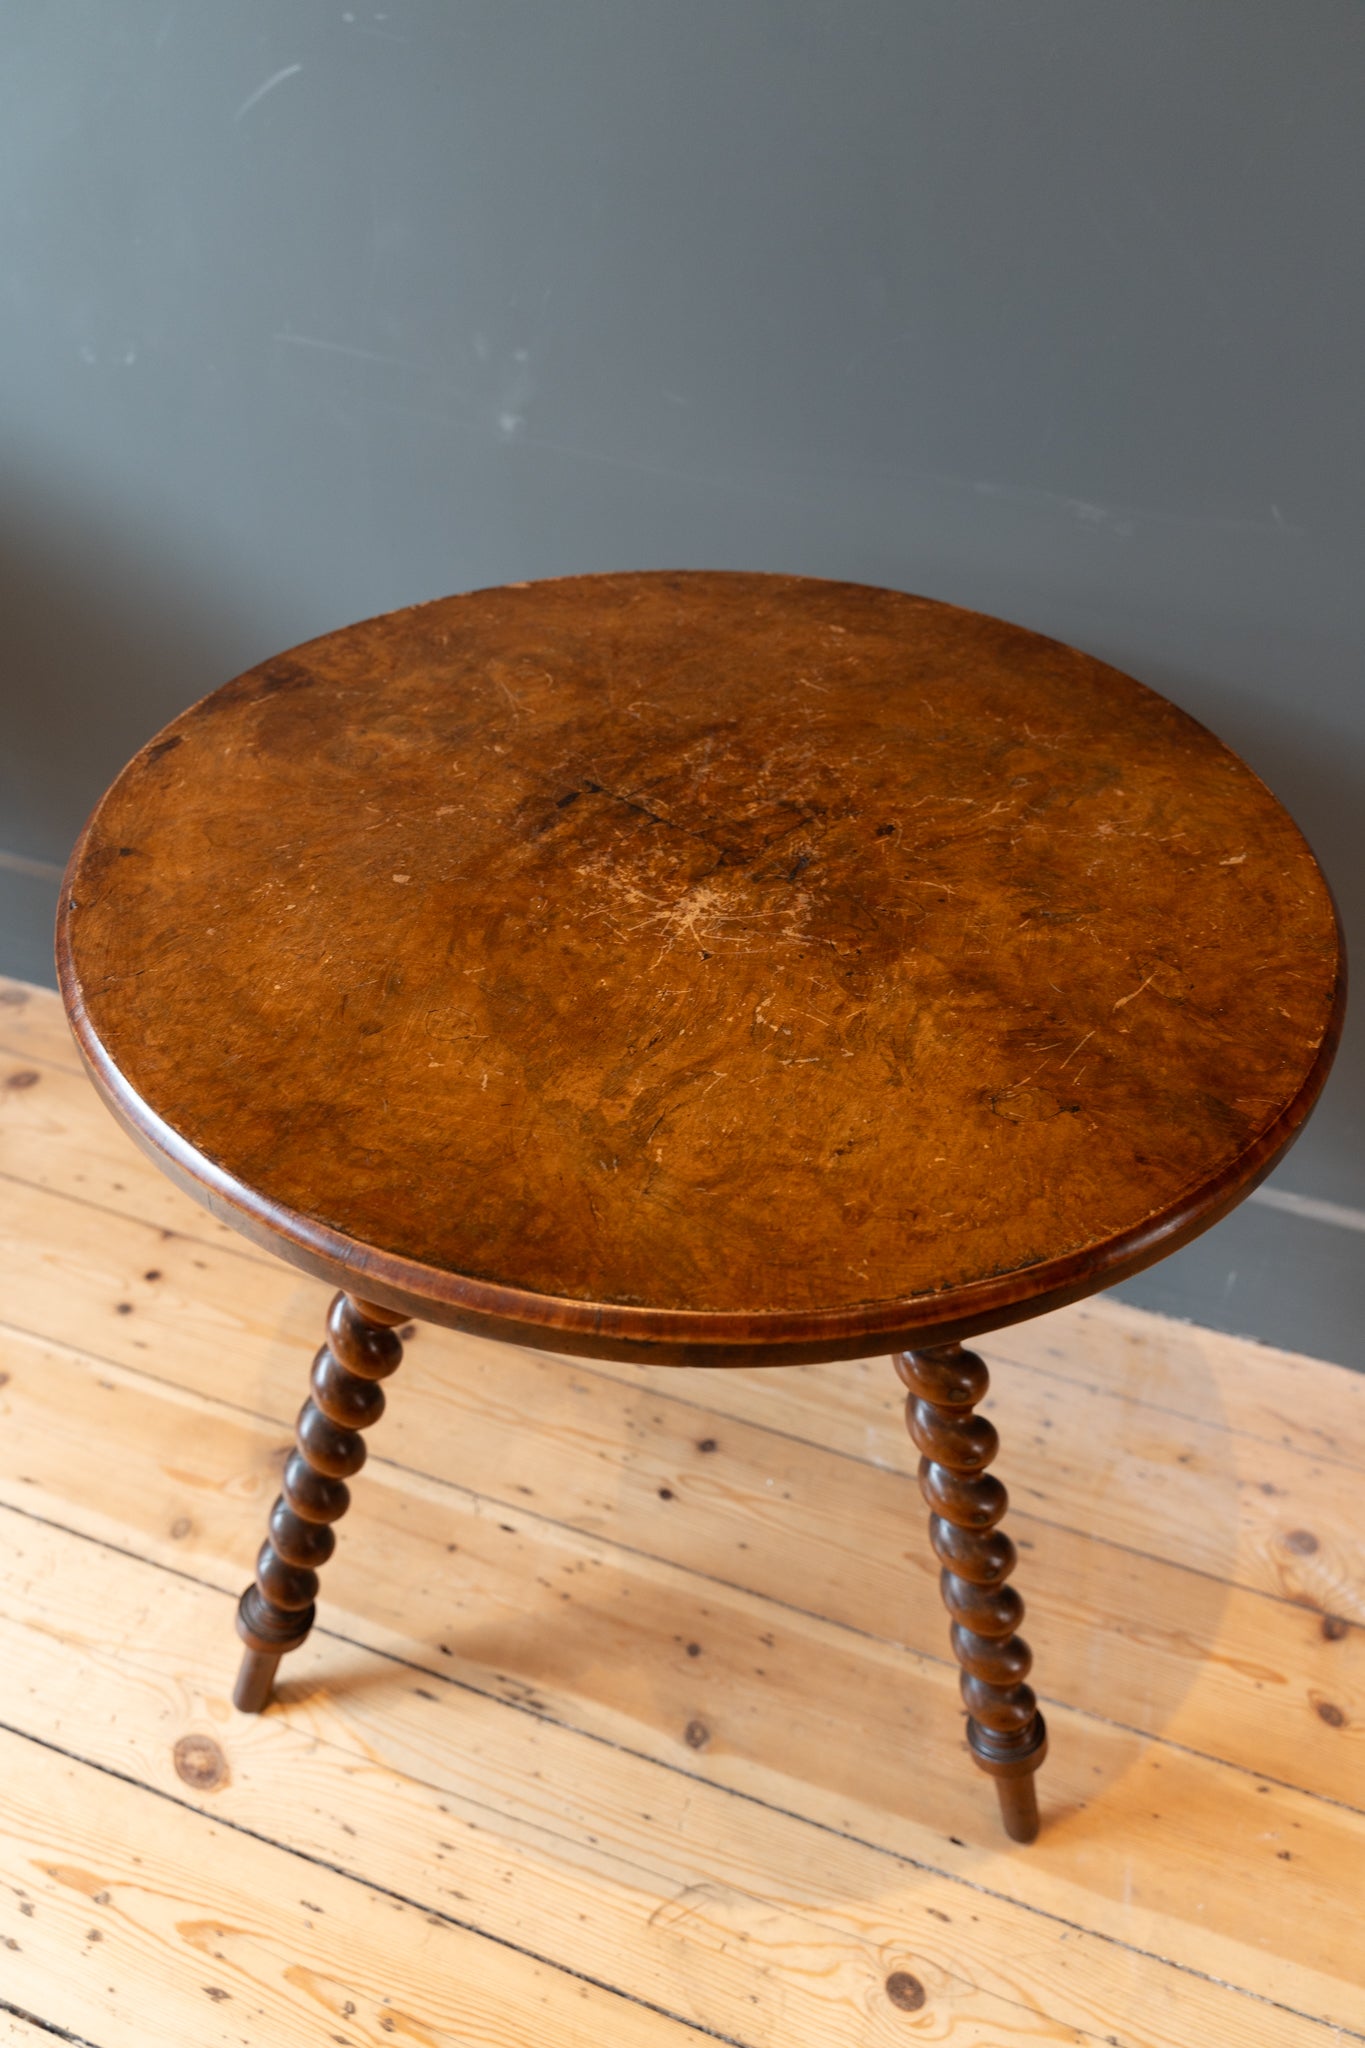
left=0, top=1145, right=1360, bottom=1802
left=1, top=1000, right=1363, bottom=2041
left=987, top=1296, right=1365, bottom=1468
left=0, top=978, right=86, bottom=1073
left=9, top=968, right=1363, bottom=1472
left=0, top=1505, right=1339, bottom=2048
left=2, top=1321, right=1364, bottom=2024
left=0, top=1726, right=724, bottom=2048
left=56, top=572, right=1343, bottom=1364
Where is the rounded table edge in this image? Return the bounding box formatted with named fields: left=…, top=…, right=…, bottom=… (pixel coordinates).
left=57, top=850, right=1346, bottom=1368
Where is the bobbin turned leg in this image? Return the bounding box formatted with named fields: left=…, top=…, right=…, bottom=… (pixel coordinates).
left=234, top=1292, right=407, bottom=1712
left=894, top=1345, right=1047, bottom=1842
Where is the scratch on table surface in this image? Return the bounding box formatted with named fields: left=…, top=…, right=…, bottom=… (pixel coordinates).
left=1112, top=970, right=1158, bottom=1012
left=1057, top=1029, right=1096, bottom=1069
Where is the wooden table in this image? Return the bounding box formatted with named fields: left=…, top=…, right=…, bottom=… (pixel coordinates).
left=55, top=571, right=1343, bottom=1842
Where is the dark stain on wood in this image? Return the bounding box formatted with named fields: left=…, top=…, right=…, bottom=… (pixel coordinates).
left=172, top=1733, right=229, bottom=1791
left=885, top=1971, right=927, bottom=2011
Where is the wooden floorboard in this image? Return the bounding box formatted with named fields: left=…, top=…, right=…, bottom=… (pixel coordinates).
left=0, top=2011, right=87, bottom=2047
left=1, top=976, right=1362, bottom=2045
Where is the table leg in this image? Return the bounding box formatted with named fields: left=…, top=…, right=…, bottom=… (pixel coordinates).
left=894, top=1345, right=1047, bottom=1842
left=234, top=1291, right=407, bottom=1712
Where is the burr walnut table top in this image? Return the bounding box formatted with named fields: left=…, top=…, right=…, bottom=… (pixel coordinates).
left=57, top=571, right=1343, bottom=1366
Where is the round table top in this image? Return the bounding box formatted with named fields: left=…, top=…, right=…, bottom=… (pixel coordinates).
left=58, top=571, right=1343, bottom=1366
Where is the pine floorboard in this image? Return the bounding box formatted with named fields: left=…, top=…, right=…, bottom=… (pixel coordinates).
left=0, top=975, right=1362, bottom=2045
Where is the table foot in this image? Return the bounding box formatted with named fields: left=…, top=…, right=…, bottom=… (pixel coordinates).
left=894, top=1345, right=1048, bottom=1843
left=991, top=1761, right=1043, bottom=1843
left=233, top=1291, right=408, bottom=1712
left=233, top=1642, right=283, bottom=1714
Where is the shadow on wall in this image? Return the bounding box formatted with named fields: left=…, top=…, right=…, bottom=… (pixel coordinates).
left=0, top=466, right=272, bottom=871
left=0, top=460, right=299, bottom=984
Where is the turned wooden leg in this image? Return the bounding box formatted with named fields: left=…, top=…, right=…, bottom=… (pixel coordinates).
left=894, top=1344, right=1047, bottom=1842
left=234, top=1291, right=407, bottom=1712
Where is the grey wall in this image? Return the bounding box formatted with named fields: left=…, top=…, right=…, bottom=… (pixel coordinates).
left=3, top=1, right=1363, bottom=1360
